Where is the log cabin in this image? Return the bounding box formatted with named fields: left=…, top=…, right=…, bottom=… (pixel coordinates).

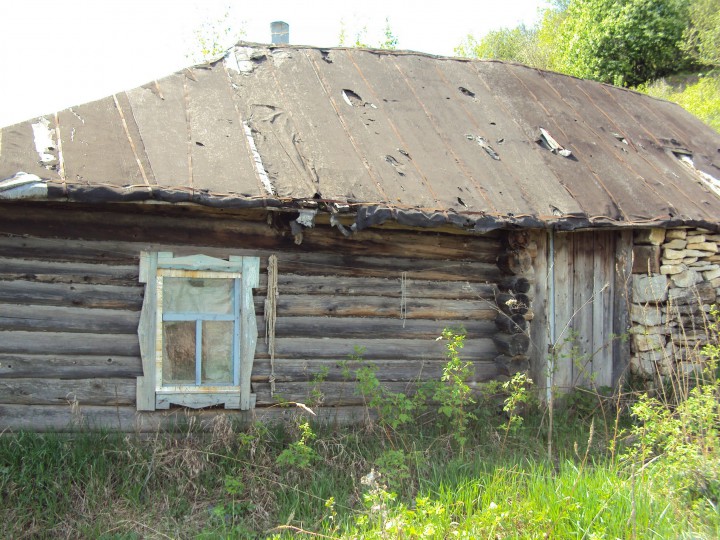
left=1, top=43, right=720, bottom=431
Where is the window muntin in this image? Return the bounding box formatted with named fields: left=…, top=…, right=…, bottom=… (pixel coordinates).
left=137, top=252, right=259, bottom=411
left=155, top=269, right=242, bottom=394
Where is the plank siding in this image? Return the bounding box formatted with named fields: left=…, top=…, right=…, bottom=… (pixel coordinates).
left=0, top=203, right=505, bottom=430
left=548, top=231, right=622, bottom=393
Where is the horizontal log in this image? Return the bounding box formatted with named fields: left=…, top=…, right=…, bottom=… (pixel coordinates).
left=493, top=333, right=531, bottom=356
left=0, top=280, right=143, bottom=310
left=255, top=337, right=496, bottom=361
left=0, top=304, right=140, bottom=334
left=251, top=358, right=499, bottom=383
left=494, top=313, right=527, bottom=334
left=270, top=317, right=495, bottom=339
left=0, top=203, right=500, bottom=262
left=0, top=257, right=139, bottom=286
left=0, top=377, right=135, bottom=406
left=254, top=371, right=498, bottom=406
left=277, top=253, right=502, bottom=282
left=0, top=354, right=142, bottom=379
left=0, top=331, right=140, bottom=356
left=254, top=381, right=417, bottom=406
left=498, top=276, right=533, bottom=294
left=0, top=403, right=369, bottom=432
left=497, top=250, right=533, bottom=275
left=277, top=274, right=497, bottom=300
left=273, top=295, right=498, bottom=319
left=496, top=293, right=531, bottom=315
left=0, top=233, right=499, bottom=283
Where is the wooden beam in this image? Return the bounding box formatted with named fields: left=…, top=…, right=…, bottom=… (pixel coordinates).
left=0, top=280, right=143, bottom=310
left=0, top=377, right=135, bottom=406
left=0, top=257, right=139, bottom=286
left=0, top=331, right=140, bottom=356
left=0, top=354, right=142, bottom=379
left=0, top=403, right=370, bottom=432
left=0, top=304, right=139, bottom=334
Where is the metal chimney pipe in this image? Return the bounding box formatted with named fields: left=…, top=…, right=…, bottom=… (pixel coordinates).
left=270, top=21, right=289, bottom=44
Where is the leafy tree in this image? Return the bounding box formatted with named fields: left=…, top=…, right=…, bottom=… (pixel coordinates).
left=455, top=25, right=547, bottom=68
left=640, top=72, right=720, bottom=132
left=338, top=17, right=398, bottom=50
left=683, top=0, right=720, bottom=67
left=552, top=0, right=691, bottom=87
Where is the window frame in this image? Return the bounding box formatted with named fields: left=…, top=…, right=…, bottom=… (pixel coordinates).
left=136, top=252, right=259, bottom=411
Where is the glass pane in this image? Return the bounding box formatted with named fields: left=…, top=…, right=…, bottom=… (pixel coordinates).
left=202, top=321, right=234, bottom=384
left=162, top=321, right=196, bottom=385
left=163, top=277, right=233, bottom=314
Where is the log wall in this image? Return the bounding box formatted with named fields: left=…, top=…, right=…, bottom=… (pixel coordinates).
left=0, top=201, right=508, bottom=431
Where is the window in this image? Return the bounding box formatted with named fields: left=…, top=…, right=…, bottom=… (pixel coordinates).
left=136, top=252, right=260, bottom=410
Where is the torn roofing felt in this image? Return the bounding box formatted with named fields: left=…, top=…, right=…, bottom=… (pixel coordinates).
left=2, top=43, right=720, bottom=232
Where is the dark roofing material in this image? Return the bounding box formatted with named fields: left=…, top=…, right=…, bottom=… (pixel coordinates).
left=2, top=44, right=720, bottom=231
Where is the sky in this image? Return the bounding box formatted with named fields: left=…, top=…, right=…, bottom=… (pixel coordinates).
left=0, top=0, right=549, bottom=128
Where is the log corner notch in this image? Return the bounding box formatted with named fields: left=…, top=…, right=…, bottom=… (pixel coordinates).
left=493, top=232, right=535, bottom=377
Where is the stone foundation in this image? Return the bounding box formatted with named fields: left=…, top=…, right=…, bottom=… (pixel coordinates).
left=629, top=228, right=720, bottom=380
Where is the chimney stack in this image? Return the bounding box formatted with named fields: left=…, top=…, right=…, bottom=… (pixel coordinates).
left=271, top=21, right=289, bottom=44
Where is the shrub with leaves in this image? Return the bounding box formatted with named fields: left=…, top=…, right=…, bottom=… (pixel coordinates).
left=433, top=328, right=477, bottom=449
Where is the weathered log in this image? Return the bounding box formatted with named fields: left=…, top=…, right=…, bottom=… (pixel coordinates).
left=492, top=333, right=530, bottom=356
left=496, top=293, right=530, bottom=315
left=0, top=280, right=143, bottom=310
left=0, top=304, right=140, bottom=334
left=251, top=358, right=499, bottom=383
left=273, top=295, right=497, bottom=319
left=0, top=257, right=139, bottom=286
left=271, top=317, right=495, bottom=339
left=506, top=231, right=530, bottom=250
left=495, top=355, right=530, bottom=376
left=0, top=203, right=501, bottom=263
left=0, top=377, right=135, bottom=406
left=497, top=250, right=532, bottom=275
left=494, top=313, right=527, bottom=334
left=498, top=276, right=533, bottom=294
left=254, top=337, right=496, bottom=361
left=0, top=354, right=142, bottom=379
left=277, top=274, right=497, bottom=300
left=0, top=331, right=140, bottom=356
left=0, top=403, right=369, bottom=432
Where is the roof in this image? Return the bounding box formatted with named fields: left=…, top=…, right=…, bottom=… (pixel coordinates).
left=2, top=43, right=720, bottom=232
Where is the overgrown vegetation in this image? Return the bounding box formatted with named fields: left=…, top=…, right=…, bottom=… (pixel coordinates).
left=456, top=0, right=720, bottom=132
left=2, top=325, right=720, bottom=538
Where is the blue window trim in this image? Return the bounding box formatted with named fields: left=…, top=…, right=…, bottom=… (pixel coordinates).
left=137, top=252, right=259, bottom=411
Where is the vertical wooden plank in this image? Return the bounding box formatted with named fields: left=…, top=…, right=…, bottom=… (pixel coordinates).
left=529, top=231, right=550, bottom=400
left=553, top=232, right=574, bottom=392
left=239, top=256, right=260, bottom=410
left=592, top=232, right=614, bottom=388
left=136, top=251, right=157, bottom=411
left=572, top=232, right=595, bottom=387
left=613, top=230, right=633, bottom=388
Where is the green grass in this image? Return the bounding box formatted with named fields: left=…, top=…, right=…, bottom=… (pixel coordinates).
left=1, top=406, right=718, bottom=539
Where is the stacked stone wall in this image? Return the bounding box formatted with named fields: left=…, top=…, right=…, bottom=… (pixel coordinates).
left=629, top=228, right=720, bottom=380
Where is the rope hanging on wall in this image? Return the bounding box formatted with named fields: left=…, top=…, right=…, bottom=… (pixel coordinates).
left=265, top=254, right=278, bottom=395
left=400, top=271, right=408, bottom=328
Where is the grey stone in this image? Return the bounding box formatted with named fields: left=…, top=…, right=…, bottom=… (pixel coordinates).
left=632, top=274, right=668, bottom=303
left=630, top=303, right=664, bottom=326
left=666, top=229, right=688, bottom=240
left=671, top=269, right=702, bottom=288
left=660, top=264, right=686, bottom=275
left=663, top=248, right=686, bottom=260
left=663, top=239, right=687, bottom=250
left=632, top=332, right=666, bottom=352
